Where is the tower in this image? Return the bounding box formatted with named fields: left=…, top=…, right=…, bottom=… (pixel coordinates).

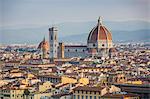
left=49, top=27, right=58, bottom=61
left=58, top=42, right=65, bottom=59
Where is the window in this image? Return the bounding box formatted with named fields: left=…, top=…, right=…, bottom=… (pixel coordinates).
left=75, top=49, right=77, bottom=52
left=86, top=96, right=88, bottom=99
left=102, top=44, right=105, bottom=47
left=68, top=49, right=70, bottom=52
left=51, top=35, right=53, bottom=40
left=78, top=91, right=80, bottom=93
left=83, top=50, right=84, bottom=52
left=73, top=95, right=76, bottom=99
left=82, top=95, right=84, bottom=99
left=82, top=91, right=84, bottom=94
left=78, top=95, right=80, bottom=99
left=94, top=96, right=96, bottom=99
left=90, top=96, right=92, bottom=99
left=86, top=91, right=88, bottom=94
left=93, top=44, right=95, bottom=47
left=98, top=96, right=101, bottom=99
left=48, top=78, right=51, bottom=81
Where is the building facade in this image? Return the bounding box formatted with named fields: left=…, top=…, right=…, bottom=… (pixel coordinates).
left=49, top=17, right=113, bottom=59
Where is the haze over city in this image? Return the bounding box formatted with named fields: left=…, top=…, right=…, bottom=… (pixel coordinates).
left=0, top=0, right=150, bottom=99
left=1, top=0, right=150, bottom=26
left=0, top=0, right=150, bottom=44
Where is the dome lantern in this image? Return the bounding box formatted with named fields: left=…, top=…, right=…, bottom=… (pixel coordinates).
left=98, top=16, right=103, bottom=26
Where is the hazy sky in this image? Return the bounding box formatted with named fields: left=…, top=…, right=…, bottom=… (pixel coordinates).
left=0, top=0, right=149, bottom=27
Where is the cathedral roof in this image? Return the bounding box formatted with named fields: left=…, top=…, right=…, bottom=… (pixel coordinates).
left=38, top=37, right=49, bottom=51
left=87, top=16, right=112, bottom=43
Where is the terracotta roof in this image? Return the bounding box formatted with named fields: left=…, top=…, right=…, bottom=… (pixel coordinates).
left=55, top=83, right=69, bottom=88
left=38, top=37, right=49, bottom=51
left=80, top=66, right=112, bottom=69
left=51, top=93, right=72, bottom=98
left=38, top=75, right=61, bottom=79
left=87, top=17, right=112, bottom=43
left=103, top=93, right=139, bottom=98
left=6, top=61, right=20, bottom=63
left=65, top=45, right=87, bottom=48
left=109, top=48, right=117, bottom=52
left=73, top=86, right=104, bottom=92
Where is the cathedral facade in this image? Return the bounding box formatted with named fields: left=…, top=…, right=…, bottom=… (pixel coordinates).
left=48, top=17, right=113, bottom=59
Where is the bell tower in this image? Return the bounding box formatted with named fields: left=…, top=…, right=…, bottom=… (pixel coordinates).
left=49, top=27, right=58, bottom=61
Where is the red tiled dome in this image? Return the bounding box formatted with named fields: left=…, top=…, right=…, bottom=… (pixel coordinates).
left=87, top=17, right=112, bottom=43
left=38, top=37, right=49, bottom=51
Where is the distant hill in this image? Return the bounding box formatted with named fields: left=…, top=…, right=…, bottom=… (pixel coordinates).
left=0, top=20, right=150, bottom=44
left=59, top=30, right=150, bottom=44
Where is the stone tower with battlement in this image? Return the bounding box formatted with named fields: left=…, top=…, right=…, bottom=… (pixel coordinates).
left=49, top=27, right=58, bottom=61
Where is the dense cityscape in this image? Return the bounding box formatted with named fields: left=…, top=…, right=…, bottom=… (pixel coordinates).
left=0, top=17, right=150, bottom=99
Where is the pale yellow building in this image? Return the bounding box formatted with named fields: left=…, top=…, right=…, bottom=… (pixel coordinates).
left=39, top=81, right=53, bottom=92
left=61, top=76, right=89, bottom=86
left=0, top=88, right=24, bottom=99
left=28, top=91, right=52, bottom=99
left=73, top=86, right=104, bottom=99
left=79, top=67, right=111, bottom=73
left=28, top=81, right=53, bottom=99
left=102, top=93, right=140, bottom=99
left=72, top=85, right=121, bottom=99
left=0, top=81, right=53, bottom=99
left=61, top=76, right=77, bottom=84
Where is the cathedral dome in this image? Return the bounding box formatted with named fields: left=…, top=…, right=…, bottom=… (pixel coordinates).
left=87, top=17, right=112, bottom=43
left=38, top=37, right=49, bottom=51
